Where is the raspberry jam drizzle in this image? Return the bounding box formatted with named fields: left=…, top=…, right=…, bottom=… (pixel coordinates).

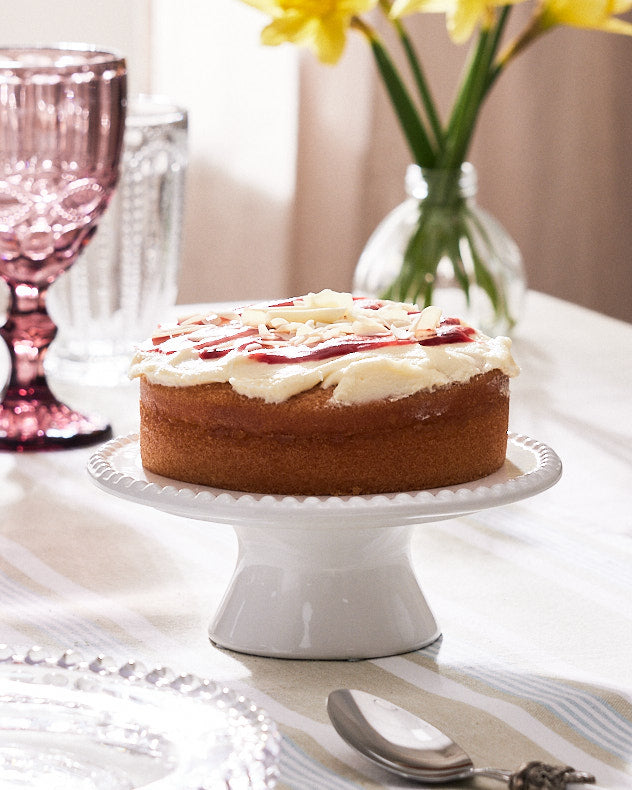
left=199, top=337, right=258, bottom=359
left=248, top=336, right=413, bottom=364
left=148, top=309, right=475, bottom=363
left=195, top=328, right=258, bottom=354
left=151, top=320, right=257, bottom=355
left=249, top=323, right=475, bottom=363
left=419, top=324, right=475, bottom=346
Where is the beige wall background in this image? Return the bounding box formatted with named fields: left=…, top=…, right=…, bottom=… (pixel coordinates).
left=4, top=2, right=632, bottom=323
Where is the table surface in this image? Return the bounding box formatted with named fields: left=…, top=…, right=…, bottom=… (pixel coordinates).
left=1, top=290, right=631, bottom=789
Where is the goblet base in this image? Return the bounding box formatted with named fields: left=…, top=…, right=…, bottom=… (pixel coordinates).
left=0, top=389, right=111, bottom=452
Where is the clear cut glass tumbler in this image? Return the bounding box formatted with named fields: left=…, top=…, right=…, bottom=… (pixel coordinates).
left=46, top=95, right=188, bottom=386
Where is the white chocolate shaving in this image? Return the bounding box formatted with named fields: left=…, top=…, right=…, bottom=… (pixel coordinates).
left=130, top=290, right=519, bottom=404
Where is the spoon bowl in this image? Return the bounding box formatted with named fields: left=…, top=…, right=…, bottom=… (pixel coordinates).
left=327, top=689, right=597, bottom=787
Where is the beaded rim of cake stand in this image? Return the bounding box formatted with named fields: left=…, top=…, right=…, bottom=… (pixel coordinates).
left=87, top=432, right=562, bottom=526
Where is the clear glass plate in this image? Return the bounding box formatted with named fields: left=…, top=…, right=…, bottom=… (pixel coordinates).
left=0, top=647, right=281, bottom=789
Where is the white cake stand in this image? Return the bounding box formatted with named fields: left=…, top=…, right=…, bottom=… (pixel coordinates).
left=88, top=433, right=561, bottom=660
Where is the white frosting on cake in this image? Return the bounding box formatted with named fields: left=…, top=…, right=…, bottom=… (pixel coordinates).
left=129, top=290, right=519, bottom=404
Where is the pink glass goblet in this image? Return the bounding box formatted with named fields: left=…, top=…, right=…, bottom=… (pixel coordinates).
left=0, top=46, right=126, bottom=450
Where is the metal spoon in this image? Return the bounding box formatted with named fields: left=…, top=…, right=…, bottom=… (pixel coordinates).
left=327, top=689, right=598, bottom=788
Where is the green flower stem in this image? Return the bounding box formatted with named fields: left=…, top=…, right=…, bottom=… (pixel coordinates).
left=385, top=193, right=514, bottom=329
left=383, top=205, right=448, bottom=304
left=389, top=16, right=444, bottom=151
left=351, top=16, right=436, bottom=167
left=439, top=28, right=493, bottom=170
left=389, top=169, right=465, bottom=303
left=439, top=9, right=512, bottom=170
left=358, top=7, right=517, bottom=327
left=490, top=9, right=543, bottom=88
left=486, top=6, right=513, bottom=69
left=460, top=210, right=502, bottom=314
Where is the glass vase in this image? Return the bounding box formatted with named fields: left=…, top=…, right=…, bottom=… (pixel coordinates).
left=353, top=163, right=526, bottom=335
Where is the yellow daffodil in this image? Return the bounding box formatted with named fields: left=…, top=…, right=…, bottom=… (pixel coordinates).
left=389, top=0, right=526, bottom=43
left=236, top=0, right=632, bottom=324
left=241, top=0, right=378, bottom=63
left=538, top=0, right=632, bottom=35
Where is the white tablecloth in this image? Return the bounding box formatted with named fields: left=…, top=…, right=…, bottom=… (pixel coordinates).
left=1, top=290, right=631, bottom=788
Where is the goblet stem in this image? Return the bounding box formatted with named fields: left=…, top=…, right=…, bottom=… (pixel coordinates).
left=0, top=279, right=111, bottom=451
left=1, top=282, right=56, bottom=391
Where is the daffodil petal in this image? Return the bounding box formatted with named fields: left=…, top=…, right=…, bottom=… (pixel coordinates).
left=338, top=0, right=378, bottom=12
left=542, top=0, right=603, bottom=26
left=391, top=0, right=529, bottom=41
left=540, top=0, right=632, bottom=32
left=259, top=8, right=355, bottom=63
left=260, top=14, right=312, bottom=46
left=448, top=1, right=483, bottom=43
left=244, top=0, right=376, bottom=63
left=390, top=0, right=453, bottom=17
left=240, top=0, right=284, bottom=17
left=311, top=17, right=348, bottom=63
left=599, top=16, right=632, bottom=33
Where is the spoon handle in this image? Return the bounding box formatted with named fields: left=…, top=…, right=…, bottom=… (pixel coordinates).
left=471, top=767, right=514, bottom=782
left=476, top=761, right=596, bottom=789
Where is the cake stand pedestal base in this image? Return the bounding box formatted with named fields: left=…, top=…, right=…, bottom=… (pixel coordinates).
left=88, top=433, right=562, bottom=661
left=209, top=523, right=439, bottom=660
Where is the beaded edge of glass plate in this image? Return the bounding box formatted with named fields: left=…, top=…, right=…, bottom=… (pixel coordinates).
left=88, top=431, right=561, bottom=513
left=0, top=646, right=281, bottom=790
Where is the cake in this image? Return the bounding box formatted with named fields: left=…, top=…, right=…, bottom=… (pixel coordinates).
left=129, top=290, right=519, bottom=496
